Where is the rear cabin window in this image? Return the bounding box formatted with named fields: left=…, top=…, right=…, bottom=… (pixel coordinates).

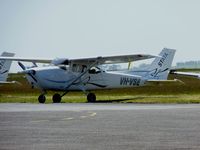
left=72, top=64, right=87, bottom=73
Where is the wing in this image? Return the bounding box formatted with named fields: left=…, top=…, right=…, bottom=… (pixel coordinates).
left=69, top=54, right=156, bottom=65
left=172, top=71, right=200, bottom=79
left=0, top=54, right=155, bottom=65
left=0, top=56, right=52, bottom=64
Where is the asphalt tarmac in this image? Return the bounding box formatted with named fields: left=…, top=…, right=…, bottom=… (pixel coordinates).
left=1, top=103, right=200, bottom=150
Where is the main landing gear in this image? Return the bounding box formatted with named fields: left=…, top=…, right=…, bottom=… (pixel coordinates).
left=52, top=93, right=61, bottom=103
left=38, top=93, right=62, bottom=104
left=87, top=93, right=96, bottom=103
left=38, top=92, right=97, bottom=103
left=38, top=94, right=46, bottom=103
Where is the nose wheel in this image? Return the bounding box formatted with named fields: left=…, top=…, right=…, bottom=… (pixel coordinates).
left=87, top=93, right=96, bottom=103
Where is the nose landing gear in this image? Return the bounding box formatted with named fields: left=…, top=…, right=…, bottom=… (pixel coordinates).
left=87, top=93, right=96, bottom=103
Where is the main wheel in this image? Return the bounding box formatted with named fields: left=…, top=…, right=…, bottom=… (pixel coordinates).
left=38, top=94, right=46, bottom=103
left=52, top=93, right=62, bottom=103
left=87, top=93, right=96, bottom=103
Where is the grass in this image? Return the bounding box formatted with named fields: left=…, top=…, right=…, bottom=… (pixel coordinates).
left=1, top=69, right=200, bottom=103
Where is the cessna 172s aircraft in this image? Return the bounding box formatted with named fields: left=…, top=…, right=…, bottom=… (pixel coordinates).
left=0, top=48, right=176, bottom=103
left=0, top=52, right=15, bottom=84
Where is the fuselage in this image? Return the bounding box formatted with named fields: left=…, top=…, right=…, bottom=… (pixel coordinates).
left=26, top=66, right=147, bottom=91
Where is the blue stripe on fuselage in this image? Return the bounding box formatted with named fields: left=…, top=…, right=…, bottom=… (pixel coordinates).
left=44, top=78, right=68, bottom=84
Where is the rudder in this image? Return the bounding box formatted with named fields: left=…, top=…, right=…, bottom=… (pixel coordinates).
left=146, top=48, right=176, bottom=80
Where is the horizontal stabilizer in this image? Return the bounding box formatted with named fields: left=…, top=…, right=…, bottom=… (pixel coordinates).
left=171, top=71, right=200, bottom=79
left=145, top=79, right=184, bottom=86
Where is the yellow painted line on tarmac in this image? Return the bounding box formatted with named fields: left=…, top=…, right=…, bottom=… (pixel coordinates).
left=80, top=112, right=97, bottom=119
left=30, top=120, right=49, bottom=123
left=90, top=112, right=97, bottom=117
left=80, top=116, right=87, bottom=118
left=30, top=112, right=97, bottom=123
left=61, top=117, right=74, bottom=121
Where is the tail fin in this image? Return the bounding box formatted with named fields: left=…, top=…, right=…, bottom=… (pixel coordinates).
left=0, top=52, right=15, bottom=82
left=146, top=48, right=176, bottom=80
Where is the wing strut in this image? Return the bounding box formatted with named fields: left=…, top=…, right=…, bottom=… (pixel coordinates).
left=61, top=58, right=101, bottom=97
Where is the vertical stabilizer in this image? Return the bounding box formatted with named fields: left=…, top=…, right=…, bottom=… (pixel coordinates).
left=145, top=48, right=176, bottom=80
left=0, top=52, right=15, bottom=82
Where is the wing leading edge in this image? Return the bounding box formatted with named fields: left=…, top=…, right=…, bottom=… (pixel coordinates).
left=70, top=54, right=155, bottom=65
left=0, top=57, right=52, bottom=64
left=0, top=54, right=156, bottom=65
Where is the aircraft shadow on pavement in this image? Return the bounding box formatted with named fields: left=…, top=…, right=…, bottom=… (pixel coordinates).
left=93, top=97, right=145, bottom=103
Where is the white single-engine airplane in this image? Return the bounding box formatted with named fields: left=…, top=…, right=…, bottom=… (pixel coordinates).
left=0, top=48, right=177, bottom=103
left=0, top=52, right=15, bottom=84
